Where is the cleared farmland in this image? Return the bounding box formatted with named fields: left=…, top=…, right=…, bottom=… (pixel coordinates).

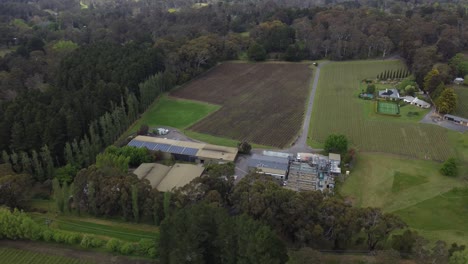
left=0, top=248, right=94, bottom=264
left=171, top=62, right=312, bottom=148
left=309, top=60, right=454, bottom=161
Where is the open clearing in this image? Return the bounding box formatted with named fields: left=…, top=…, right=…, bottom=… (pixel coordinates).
left=128, top=95, right=219, bottom=133
left=171, top=62, right=312, bottom=148
left=309, top=60, right=453, bottom=161
left=0, top=247, right=93, bottom=264
left=341, top=152, right=467, bottom=245
left=395, top=187, right=468, bottom=245
left=453, top=86, right=468, bottom=118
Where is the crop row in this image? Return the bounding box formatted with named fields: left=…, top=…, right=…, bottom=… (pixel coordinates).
left=0, top=248, right=91, bottom=264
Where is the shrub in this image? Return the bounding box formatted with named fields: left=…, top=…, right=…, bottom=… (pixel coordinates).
left=106, top=238, right=122, bottom=252
left=66, top=233, right=82, bottom=245
left=80, top=235, right=93, bottom=248
left=148, top=247, right=158, bottom=258
left=42, top=229, right=54, bottom=242
left=138, top=238, right=156, bottom=256
left=237, top=141, right=252, bottom=154
left=440, top=158, right=458, bottom=177
left=366, top=84, right=376, bottom=94
left=247, top=43, right=266, bottom=61
left=91, top=237, right=106, bottom=248
left=120, top=242, right=135, bottom=255
left=137, top=124, right=149, bottom=135
left=53, top=231, right=67, bottom=243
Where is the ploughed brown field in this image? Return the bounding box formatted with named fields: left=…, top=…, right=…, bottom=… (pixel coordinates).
left=171, top=62, right=312, bottom=148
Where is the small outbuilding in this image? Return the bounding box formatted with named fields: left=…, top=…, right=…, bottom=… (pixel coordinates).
left=454, top=77, right=464, bottom=85
left=443, top=114, right=468, bottom=127
left=133, top=163, right=205, bottom=191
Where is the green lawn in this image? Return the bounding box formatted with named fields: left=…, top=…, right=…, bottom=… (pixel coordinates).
left=0, top=248, right=93, bottom=264
left=395, top=188, right=468, bottom=245
left=128, top=95, right=220, bottom=134
left=453, top=86, right=468, bottom=119
left=308, top=60, right=453, bottom=161
left=31, top=213, right=159, bottom=242
left=391, top=171, right=429, bottom=193
left=341, top=152, right=467, bottom=244
left=184, top=130, right=274, bottom=149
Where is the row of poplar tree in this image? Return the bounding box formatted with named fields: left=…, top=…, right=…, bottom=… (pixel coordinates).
left=377, top=69, right=411, bottom=80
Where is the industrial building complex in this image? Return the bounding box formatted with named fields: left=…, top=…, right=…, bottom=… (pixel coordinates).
left=248, top=151, right=341, bottom=192
left=129, top=135, right=342, bottom=193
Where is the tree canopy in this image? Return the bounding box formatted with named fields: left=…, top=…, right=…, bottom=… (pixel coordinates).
left=324, top=134, right=348, bottom=155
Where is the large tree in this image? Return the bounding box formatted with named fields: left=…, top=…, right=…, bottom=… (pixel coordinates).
left=324, top=134, right=348, bottom=155
left=436, top=88, right=458, bottom=114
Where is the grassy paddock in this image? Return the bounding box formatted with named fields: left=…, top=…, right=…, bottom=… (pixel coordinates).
left=341, top=152, right=467, bottom=244
left=309, top=60, right=454, bottom=161
left=395, top=188, right=468, bottom=245
left=127, top=95, right=220, bottom=134
left=184, top=130, right=274, bottom=149
left=0, top=247, right=93, bottom=264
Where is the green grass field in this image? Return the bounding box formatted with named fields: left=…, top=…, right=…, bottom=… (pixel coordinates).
left=128, top=95, right=220, bottom=133
left=453, top=86, right=468, bottom=118
left=309, top=60, right=454, bottom=161
left=395, top=187, right=468, bottom=245
left=341, top=152, right=467, bottom=245
left=0, top=248, right=93, bottom=264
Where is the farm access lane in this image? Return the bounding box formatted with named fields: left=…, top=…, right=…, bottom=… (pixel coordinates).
left=286, top=61, right=329, bottom=154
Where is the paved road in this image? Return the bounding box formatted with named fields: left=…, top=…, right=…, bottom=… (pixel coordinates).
left=287, top=61, right=329, bottom=154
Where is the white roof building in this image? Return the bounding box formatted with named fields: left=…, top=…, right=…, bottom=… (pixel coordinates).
left=402, top=96, right=430, bottom=109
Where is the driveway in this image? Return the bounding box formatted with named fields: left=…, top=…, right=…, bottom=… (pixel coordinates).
left=286, top=61, right=329, bottom=154
left=420, top=109, right=468, bottom=133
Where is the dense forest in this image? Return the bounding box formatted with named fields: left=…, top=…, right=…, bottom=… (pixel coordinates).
left=1, top=0, right=468, bottom=262
left=2, top=0, right=468, bottom=170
